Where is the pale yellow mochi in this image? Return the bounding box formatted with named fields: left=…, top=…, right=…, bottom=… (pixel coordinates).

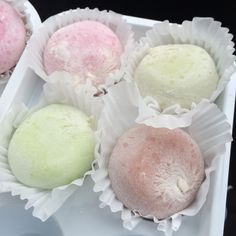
left=8, top=104, right=95, bottom=189
left=135, top=44, right=219, bottom=109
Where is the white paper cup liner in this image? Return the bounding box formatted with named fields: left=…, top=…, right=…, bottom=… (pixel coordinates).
left=91, top=81, right=232, bottom=236
left=124, top=17, right=236, bottom=112
left=0, top=75, right=103, bottom=221
left=0, top=0, right=33, bottom=84
left=27, top=7, right=134, bottom=93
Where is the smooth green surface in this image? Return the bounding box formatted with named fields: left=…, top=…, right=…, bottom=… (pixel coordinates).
left=8, top=104, right=95, bottom=189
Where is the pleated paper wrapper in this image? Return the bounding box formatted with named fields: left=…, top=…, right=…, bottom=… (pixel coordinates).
left=27, top=7, right=134, bottom=93
left=0, top=0, right=33, bottom=84
left=124, top=17, right=236, bottom=112
left=91, top=81, right=232, bottom=236
left=0, top=75, right=103, bottom=221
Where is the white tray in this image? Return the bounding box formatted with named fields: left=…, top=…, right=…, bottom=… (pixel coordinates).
left=0, top=1, right=41, bottom=97
left=0, top=15, right=235, bottom=236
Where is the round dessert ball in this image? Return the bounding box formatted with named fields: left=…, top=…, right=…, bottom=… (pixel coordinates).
left=108, top=125, right=205, bottom=219
left=43, top=20, right=123, bottom=87
left=8, top=104, right=95, bottom=189
left=0, top=0, right=26, bottom=74
left=134, top=44, right=219, bottom=109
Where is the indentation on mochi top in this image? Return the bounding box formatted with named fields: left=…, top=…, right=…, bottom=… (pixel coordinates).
left=177, top=178, right=190, bottom=193
left=151, top=151, right=201, bottom=205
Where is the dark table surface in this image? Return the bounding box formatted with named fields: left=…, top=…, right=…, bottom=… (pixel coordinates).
left=29, top=1, right=236, bottom=235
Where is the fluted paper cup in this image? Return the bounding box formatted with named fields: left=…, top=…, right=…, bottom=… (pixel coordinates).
left=124, top=17, right=236, bottom=112
left=27, top=7, right=134, bottom=94
left=92, top=81, right=232, bottom=236
left=0, top=75, right=103, bottom=221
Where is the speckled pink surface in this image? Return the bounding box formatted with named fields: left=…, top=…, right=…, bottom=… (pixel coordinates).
left=43, top=20, right=123, bottom=87
left=108, top=125, right=205, bottom=219
left=0, top=0, right=26, bottom=74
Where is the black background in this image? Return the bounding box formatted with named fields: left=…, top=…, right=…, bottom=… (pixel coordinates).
left=29, top=1, right=236, bottom=235
left=29, top=0, right=236, bottom=39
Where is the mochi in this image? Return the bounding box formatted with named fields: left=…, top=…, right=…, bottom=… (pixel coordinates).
left=108, top=125, right=205, bottom=219
left=8, top=104, right=95, bottom=189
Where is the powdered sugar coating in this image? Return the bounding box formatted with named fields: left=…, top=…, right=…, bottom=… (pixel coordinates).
left=8, top=104, right=95, bottom=189
left=108, top=125, right=205, bottom=219
left=43, top=20, right=123, bottom=87
left=0, top=0, right=26, bottom=74
left=135, top=44, right=219, bottom=109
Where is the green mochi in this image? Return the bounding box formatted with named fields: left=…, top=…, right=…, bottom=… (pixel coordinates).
left=135, top=44, right=219, bottom=109
left=8, top=104, right=95, bottom=189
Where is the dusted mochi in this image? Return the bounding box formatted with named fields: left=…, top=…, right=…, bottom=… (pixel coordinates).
left=0, top=0, right=26, bottom=74
left=108, top=125, right=205, bottom=219
left=8, top=104, right=95, bottom=189
left=43, top=20, right=123, bottom=87
left=135, top=44, right=219, bottom=109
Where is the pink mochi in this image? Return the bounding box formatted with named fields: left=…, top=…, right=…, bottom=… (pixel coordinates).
left=43, top=20, right=123, bottom=87
left=0, top=0, right=26, bottom=74
left=108, top=125, right=205, bottom=219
